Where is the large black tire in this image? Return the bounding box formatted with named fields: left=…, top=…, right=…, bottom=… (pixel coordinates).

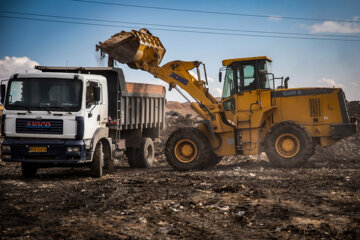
left=103, top=144, right=114, bottom=172
left=127, top=137, right=154, bottom=168
left=21, top=163, right=37, bottom=178
left=208, top=154, right=223, bottom=167
left=90, top=142, right=104, bottom=178
left=165, top=127, right=216, bottom=171
left=264, top=121, right=314, bottom=168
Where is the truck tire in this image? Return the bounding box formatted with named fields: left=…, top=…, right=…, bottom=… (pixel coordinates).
left=90, top=141, right=104, bottom=178
left=21, top=163, right=37, bottom=178
left=165, top=127, right=215, bottom=171
left=127, top=137, right=154, bottom=168
left=264, top=121, right=314, bottom=168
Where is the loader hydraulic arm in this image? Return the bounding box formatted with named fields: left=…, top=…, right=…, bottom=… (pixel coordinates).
left=141, top=60, right=217, bottom=106
left=96, top=28, right=218, bottom=119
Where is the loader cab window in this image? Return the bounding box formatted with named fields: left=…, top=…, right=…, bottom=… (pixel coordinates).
left=222, top=67, right=235, bottom=99
left=260, top=61, right=271, bottom=89
left=237, top=64, right=256, bottom=92
left=222, top=67, right=236, bottom=111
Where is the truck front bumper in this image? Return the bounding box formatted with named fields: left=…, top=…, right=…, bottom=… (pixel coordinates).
left=331, top=121, right=358, bottom=139
left=1, top=138, right=89, bottom=164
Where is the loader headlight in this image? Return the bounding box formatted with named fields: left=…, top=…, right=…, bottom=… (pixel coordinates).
left=66, top=146, right=80, bottom=153
left=2, top=145, right=11, bottom=151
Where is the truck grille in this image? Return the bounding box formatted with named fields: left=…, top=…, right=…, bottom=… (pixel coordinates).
left=16, top=119, right=63, bottom=134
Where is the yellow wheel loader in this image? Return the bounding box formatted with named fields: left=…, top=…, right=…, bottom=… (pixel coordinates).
left=97, top=28, right=358, bottom=170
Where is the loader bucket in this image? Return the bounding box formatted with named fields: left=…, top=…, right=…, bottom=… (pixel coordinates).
left=96, top=28, right=166, bottom=69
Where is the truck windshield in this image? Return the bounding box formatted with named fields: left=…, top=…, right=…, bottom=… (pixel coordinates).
left=5, top=78, right=82, bottom=112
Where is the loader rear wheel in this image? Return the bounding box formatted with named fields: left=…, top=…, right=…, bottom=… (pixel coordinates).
left=264, top=121, right=314, bottom=168
left=90, top=142, right=104, bottom=178
left=165, top=127, right=215, bottom=171
left=127, top=137, right=154, bottom=168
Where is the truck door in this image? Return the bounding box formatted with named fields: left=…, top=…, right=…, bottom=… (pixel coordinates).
left=84, top=80, right=102, bottom=139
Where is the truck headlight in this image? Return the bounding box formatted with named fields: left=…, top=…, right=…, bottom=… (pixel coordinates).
left=1, top=154, right=11, bottom=159
left=2, top=145, right=11, bottom=151
left=66, top=146, right=80, bottom=152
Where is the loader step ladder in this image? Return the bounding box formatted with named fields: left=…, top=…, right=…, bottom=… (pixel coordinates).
left=236, top=119, right=255, bottom=154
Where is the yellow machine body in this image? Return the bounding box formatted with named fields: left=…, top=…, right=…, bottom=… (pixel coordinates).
left=97, top=29, right=357, bottom=168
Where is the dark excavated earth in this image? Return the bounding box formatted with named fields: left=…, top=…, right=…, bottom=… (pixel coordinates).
left=0, top=101, right=359, bottom=240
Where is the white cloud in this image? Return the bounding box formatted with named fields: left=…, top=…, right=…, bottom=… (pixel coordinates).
left=0, top=56, right=40, bottom=79
left=268, top=15, right=283, bottom=21
left=308, top=17, right=360, bottom=34
left=318, top=78, right=345, bottom=88
left=210, top=87, right=222, bottom=97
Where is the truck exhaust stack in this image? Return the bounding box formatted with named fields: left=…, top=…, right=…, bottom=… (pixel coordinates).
left=96, top=28, right=166, bottom=69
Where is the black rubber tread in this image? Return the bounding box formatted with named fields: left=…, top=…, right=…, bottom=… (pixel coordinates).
left=21, top=163, right=37, bottom=178
left=127, top=138, right=154, bottom=168
left=165, top=127, right=215, bottom=171
left=103, top=142, right=114, bottom=172
left=91, top=142, right=104, bottom=178
left=126, top=147, right=138, bottom=168
left=264, top=121, right=314, bottom=168
left=208, top=154, right=223, bottom=167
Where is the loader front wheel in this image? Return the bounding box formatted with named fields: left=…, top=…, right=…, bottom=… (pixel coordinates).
left=264, top=121, right=314, bottom=168
left=165, top=127, right=214, bottom=171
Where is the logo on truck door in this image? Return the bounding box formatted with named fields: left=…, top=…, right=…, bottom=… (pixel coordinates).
left=26, top=121, right=51, bottom=128
left=170, top=72, right=188, bottom=85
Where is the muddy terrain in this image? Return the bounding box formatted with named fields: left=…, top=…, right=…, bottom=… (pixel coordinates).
left=0, top=102, right=359, bottom=239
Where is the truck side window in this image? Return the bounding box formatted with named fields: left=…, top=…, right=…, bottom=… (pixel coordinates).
left=86, top=81, right=98, bottom=109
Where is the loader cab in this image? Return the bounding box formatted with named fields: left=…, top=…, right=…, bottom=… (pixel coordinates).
left=221, top=56, right=272, bottom=99
left=220, top=56, right=272, bottom=111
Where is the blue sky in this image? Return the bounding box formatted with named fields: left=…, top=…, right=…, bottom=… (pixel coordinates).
left=1, top=0, right=360, bottom=101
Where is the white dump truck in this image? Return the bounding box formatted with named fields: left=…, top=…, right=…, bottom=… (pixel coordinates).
left=0, top=66, right=166, bottom=178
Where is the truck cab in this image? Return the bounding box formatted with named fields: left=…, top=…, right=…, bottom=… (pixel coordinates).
left=1, top=67, right=166, bottom=177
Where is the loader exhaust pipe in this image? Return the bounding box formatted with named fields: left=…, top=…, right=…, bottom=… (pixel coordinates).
left=96, top=28, right=166, bottom=69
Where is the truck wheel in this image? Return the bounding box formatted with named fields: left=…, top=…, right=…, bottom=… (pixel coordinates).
left=90, top=142, right=104, bottom=178
left=165, top=127, right=214, bottom=171
left=127, top=137, right=154, bottom=168
left=264, top=121, right=314, bottom=168
left=21, top=163, right=37, bottom=178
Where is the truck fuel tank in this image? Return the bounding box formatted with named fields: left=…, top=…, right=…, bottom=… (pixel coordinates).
left=96, top=28, right=166, bottom=69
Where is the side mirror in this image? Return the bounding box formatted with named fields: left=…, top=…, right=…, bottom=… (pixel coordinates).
left=219, top=72, right=222, bottom=83
left=1, top=84, right=6, bottom=104
left=93, top=86, right=101, bottom=102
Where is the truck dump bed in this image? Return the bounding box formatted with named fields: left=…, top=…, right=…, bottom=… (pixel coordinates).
left=35, top=66, right=166, bottom=134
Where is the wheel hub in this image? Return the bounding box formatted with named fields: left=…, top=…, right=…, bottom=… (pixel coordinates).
left=275, top=133, right=300, bottom=158
left=174, top=139, right=198, bottom=163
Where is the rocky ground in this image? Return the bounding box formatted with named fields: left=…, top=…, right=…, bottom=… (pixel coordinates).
left=0, top=102, right=359, bottom=239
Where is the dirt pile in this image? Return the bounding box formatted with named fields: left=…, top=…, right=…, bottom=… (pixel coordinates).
left=347, top=101, right=360, bottom=121
left=165, top=101, right=199, bottom=117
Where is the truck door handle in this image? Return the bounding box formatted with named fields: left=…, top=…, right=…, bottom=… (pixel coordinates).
left=97, top=115, right=100, bottom=121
